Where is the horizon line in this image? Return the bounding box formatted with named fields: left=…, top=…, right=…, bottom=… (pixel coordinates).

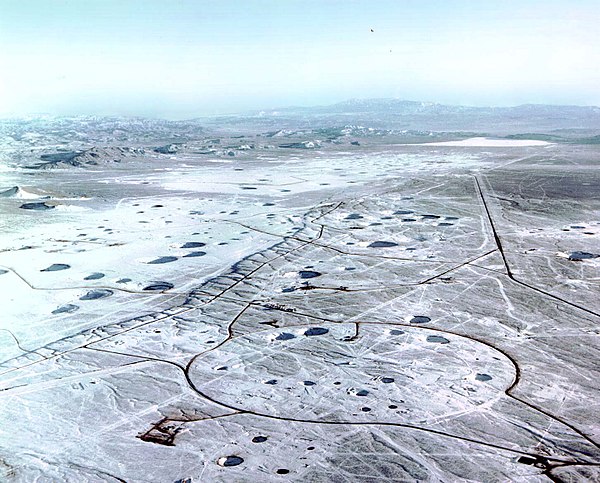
left=1, top=97, right=600, bottom=122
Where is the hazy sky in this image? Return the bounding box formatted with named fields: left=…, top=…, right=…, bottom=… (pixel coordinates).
left=1, top=0, right=599, bottom=118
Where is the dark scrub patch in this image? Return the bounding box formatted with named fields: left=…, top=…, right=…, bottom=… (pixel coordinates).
left=147, top=256, right=178, bottom=264
left=517, top=455, right=548, bottom=468
left=427, top=335, right=450, bottom=344
left=52, top=304, right=79, bottom=314
left=304, top=327, right=329, bottom=336
left=143, top=281, right=174, bottom=291
left=183, top=251, right=206, bottom=258
left=299, top=270, right=321, bottom=279
left=368, top=241, right=398, bottom=248
left=218, top=456, right=244, bottom=467
left=20, top=202, right=54, bottom=210
left=568, top=251, right=598, bottom=261
left=410, top=316, right=431, bottom=324
left=80, top=289, right=113, bottom=300
left=84, top=272, right=105, bottom=280
left=181, top=242, right=206, bottom=248
left=275, top=332, right=295, bottom=341
left=41, top=263, right=70, bottom=272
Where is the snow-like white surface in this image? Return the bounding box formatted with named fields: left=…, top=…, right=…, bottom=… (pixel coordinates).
left=1, top=137, right=599, bottom=482
left=414, top=137, right=551, bottom=147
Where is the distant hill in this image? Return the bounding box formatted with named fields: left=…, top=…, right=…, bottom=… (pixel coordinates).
left=2, top=99, right=599, bottom=142
left=25, top=146, right=147, bottom=169
left=278, top=98, right=600, bottom=115
left=238, top=99, right=600, bottom=134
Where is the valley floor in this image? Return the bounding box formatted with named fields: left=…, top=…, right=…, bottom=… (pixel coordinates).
left=1, top=139, right=599, bottom=482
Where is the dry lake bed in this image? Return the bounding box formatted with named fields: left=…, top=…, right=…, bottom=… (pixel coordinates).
left=0, top=119, right=599, bottom=482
